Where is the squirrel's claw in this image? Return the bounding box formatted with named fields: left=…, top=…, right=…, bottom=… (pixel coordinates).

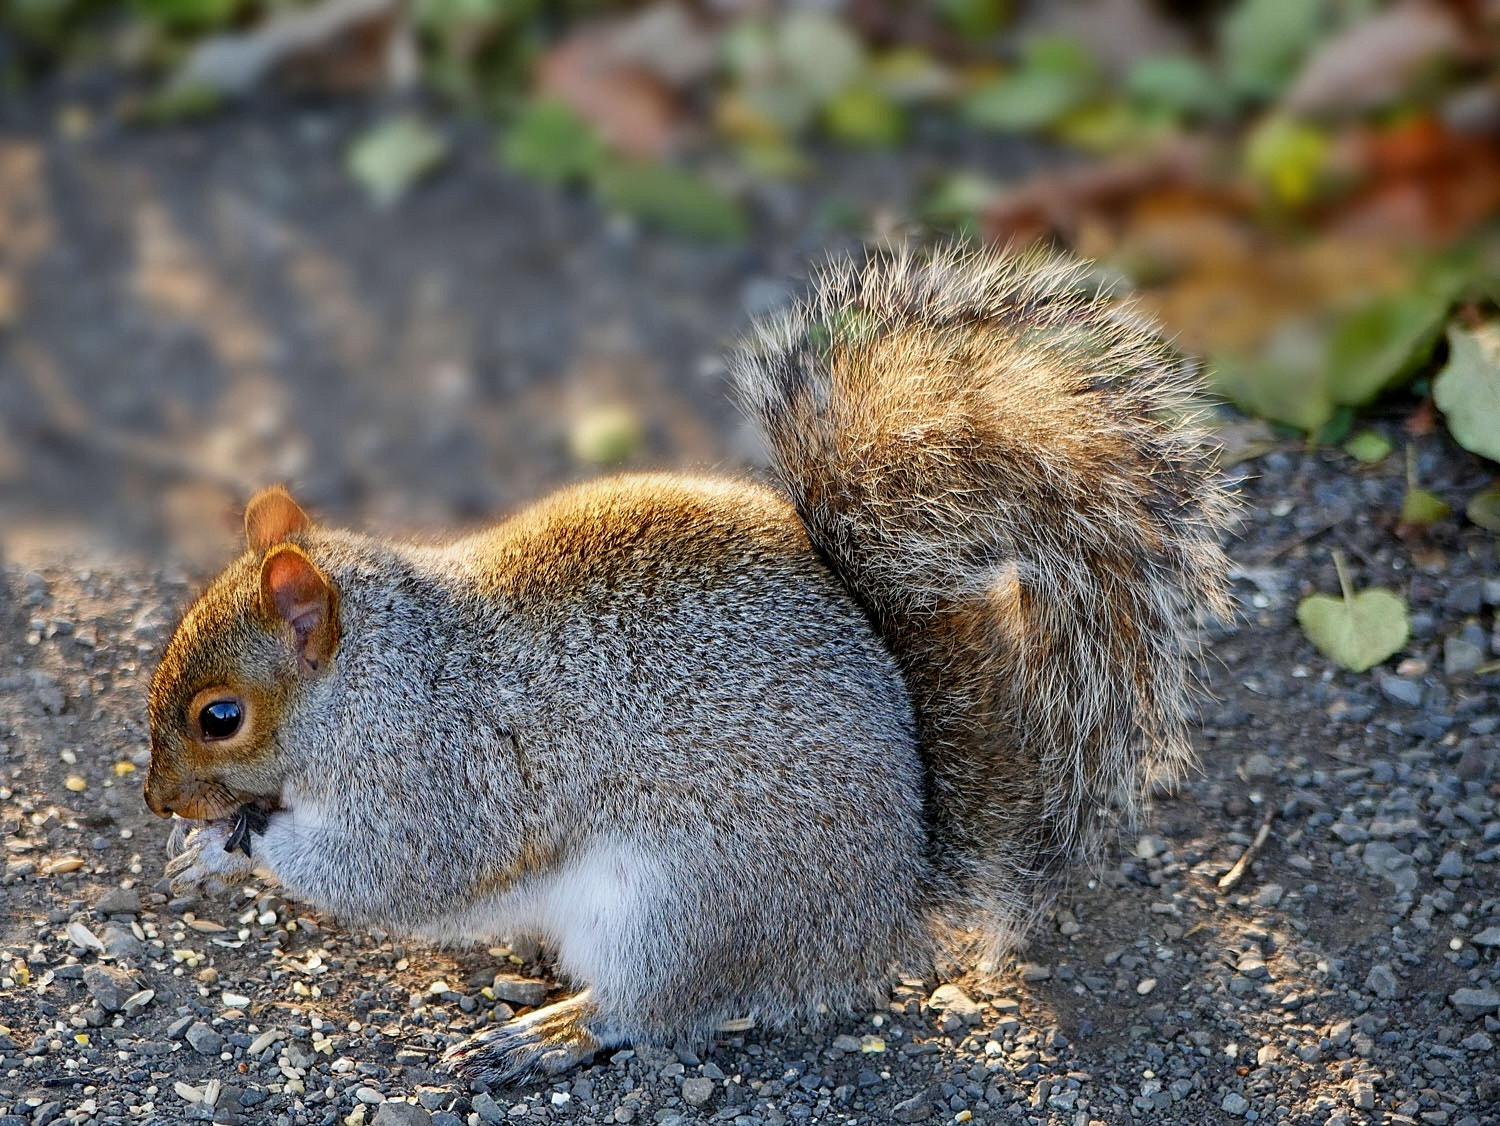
left=443, top=991, right=614, bottom=1087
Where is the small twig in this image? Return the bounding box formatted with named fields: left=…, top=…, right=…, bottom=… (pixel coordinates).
left=1217, top=802, right=1278, bottom=894
left=1245, top=518, right=1342, bottom=566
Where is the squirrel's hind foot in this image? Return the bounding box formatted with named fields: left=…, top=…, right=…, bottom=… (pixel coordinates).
left=443, top=991, right=620, bottom=1086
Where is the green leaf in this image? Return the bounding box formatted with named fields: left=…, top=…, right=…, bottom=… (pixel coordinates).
left=1433, top=323, right=1500, bottom=462
left=1298, top=587, right=1410, bottom=672
left=1220, top=0, right=1329, bottom=102
left=1298, top=552, right=1410, bottom=673
left=1401, top=487, right=1451, bottom=527
left=1244, top=114, right=1329, bottom=207
left=569, top=405, right=642, bottom=465
left=1314, top=405, right=1354, bottom=446
left=963, top=68, right=1091, bottom=131
left=595, top=161, right=747, bottom=241
left=499, top=99, right=604, bottom=186
left=347, top=116, right=447, bottom=208
left=921, top=171, right=998, bottom=232
left=1466, top=484, right=1500, bottom=532
left=1209, top=337, right=1335, bottom=433
left=1344, top=430, right=1393, bottom=463
left=778, top=10, right=865, bottom=102
left=822, top=83, right=905, bottom=146
left=131, top=82, right=223, bottom=125
left=135, top=0, right=243, bottom=33
left=1326, top=291, right=1452, bottom=407
left=937, top=0, right=1009, bottom=40
left=1125, top=54, right=1230, bottom=120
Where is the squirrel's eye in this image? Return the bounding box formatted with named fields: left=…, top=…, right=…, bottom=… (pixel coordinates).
left=198, top=699, right=243, bottom=740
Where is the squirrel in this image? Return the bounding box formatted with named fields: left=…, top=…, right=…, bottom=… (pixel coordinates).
left=146, top=244, right=1231, bottom=1086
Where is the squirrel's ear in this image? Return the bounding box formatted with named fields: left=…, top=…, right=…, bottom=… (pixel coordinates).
left=246, top=486, right=312, bottom=551
left=260, top=544, right=340, bottom=676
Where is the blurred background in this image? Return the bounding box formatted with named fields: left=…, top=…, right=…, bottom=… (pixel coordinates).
left=0, top=0, right=1497, bottom=572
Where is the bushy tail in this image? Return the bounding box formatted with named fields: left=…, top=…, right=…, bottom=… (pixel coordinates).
left=732, top=244, right=1232, bottom=961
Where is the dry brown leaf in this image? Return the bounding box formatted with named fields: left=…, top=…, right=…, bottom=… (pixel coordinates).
left=172, top=0, right=403, bottom=98
left=536, top=30, right=685, bottom=160
left=1283, top=2, right=1465, bottom=117
left=1326, top=115, right=1500, bottom=246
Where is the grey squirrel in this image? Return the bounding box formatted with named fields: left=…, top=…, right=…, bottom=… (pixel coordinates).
left=146, top=245, right=1232, bottom=1085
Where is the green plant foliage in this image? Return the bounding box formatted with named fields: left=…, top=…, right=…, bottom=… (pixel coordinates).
left=937, top=0, right=1009, bottom=41
left=1296, top=552, right=1410, bottom=672
left=1125, top=54, right=1230, bottom=121
left=1220, top=0, right=1329, bottom=102
left=1401, top=445, right=1451, bottom=527
left=1212, top=352, right=1335, bottom=432
left=568, top=404, right=642, bottom=465
left=921, top=171, right=997, bottom=234
left=1244, top=114, right=1329, bottom=207
left=1433, top=323, right=1500, bottom=463
left=499, top=99, right=604, bottom=185
left=1466, top=485, right=1500, bottom=532
left=1343, top=430, right=1393, bottom=463
left=822, top=83, right=905, bottom=147
left=130, top=81, right=223, bottom=124
left=347, top=116, right=448, bottom=207
left=1401, top=486, right=1451, bottom=527
left=962, top=36, right=1098, bottom=133
left=1326, top=290, right=1452, bottom=407
left=777, top=9, right=864, bottom=101
left=595, top=161, right=747, bottom=241
left=134, top=0, right=243, bottom=33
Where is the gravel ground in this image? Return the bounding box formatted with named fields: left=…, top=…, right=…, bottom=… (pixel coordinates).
left=2, top=105, right=1498, bottom=1126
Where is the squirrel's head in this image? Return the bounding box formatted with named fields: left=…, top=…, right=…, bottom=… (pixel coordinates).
left=145, top=486, right=340, bottom=821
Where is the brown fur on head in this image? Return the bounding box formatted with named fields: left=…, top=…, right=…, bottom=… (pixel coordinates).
left=144, top=486, right=339, bottom=821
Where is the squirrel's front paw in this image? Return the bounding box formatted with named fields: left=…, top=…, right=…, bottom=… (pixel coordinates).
left=165, top=822, right=255, bottom=898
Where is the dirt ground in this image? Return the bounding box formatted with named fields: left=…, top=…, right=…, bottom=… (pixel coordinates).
left=2, top=104, right=1498, bottom=1126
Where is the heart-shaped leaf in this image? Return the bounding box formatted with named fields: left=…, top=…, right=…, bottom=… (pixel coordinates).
left=1297, top=553, right=1410, bottom=672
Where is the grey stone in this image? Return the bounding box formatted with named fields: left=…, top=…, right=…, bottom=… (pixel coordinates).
left=1365, top=964, right=1399, bottom=1000
left=1435, top=850, right=1465, bottom=879
left=681, top=1078, right=714, bottom=1107
left=1445, top=634, right=1486, bottom=676
left=1445, top=578, right=1485, bottom=614
left=82, top=964, right=136, bottom=1012
left=891, top=1092, right=935, bottom=1123
left=94, top=887, right=141, bottom=915
left=1242, top=752, right=1278, bottom=782
left=1237, top=955, right=1269, bottom=980
left=470, top=1092, right=505, bottom=1125
left=1471, top=927, right=1500, bottom=947
left=1222, top=1092, right=1250, bottom=1116
left=1362, top=841, right=1418, bottom=895
left=372, top=1106, right=433, bottom=1126
left=490, top=976, right=548, bottom=1007
left=186, top=1021, right=225, bottom=1056
left=101, top=921, right=143, bottom=961
left=1376, top=670, right=1424, bottom=708
left=1253, top=883, right=1285, bottom=908
left=1449, top=988, right=1500, bottom=1018
left=927, top=984, right=982, bottom=1026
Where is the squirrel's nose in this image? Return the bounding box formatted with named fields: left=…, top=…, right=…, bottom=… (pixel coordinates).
left=143, top=766, right=180, bottom=818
